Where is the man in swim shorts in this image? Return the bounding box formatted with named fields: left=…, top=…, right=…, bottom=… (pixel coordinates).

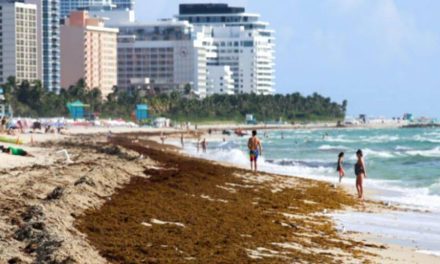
left=248, top=130, right=262, bottom=172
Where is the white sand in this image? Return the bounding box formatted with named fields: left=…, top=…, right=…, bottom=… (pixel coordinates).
left=0, top=135, right=157, bottom=263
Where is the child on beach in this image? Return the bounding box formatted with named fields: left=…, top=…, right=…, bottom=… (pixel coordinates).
left=337, top=152, right=345, bottom=183
left=355, top=149, right=367, bottom=200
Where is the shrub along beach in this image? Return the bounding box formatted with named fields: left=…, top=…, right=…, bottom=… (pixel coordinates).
left=2, top=78, right=346, bottom=123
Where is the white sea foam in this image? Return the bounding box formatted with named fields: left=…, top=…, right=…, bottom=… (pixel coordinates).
left=318, top=145, right=349, bottom=151
left=417, top=250, right=440, bottom=257
left=395, top=145, right=413, bottom=151
left=359, top=135, right=400, bottom=143
left=323, top=136, right=355, bottom=143
left=406, top=147, right=440, bottom=157
left=333, top=211, right=440, bottom=254
left=362, top=148, right=395, bottom=159
left=412, top=135, right=440, bottom=143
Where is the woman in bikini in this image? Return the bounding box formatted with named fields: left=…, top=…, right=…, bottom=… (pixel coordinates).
left=355, top=149, right=367, bottom=200
left=337, top=152, right=345, bottom=183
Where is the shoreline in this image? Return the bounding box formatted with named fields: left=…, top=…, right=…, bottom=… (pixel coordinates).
left=0, top=127, right=438, bottom=263
left=155, top=130, right=440, bottom=261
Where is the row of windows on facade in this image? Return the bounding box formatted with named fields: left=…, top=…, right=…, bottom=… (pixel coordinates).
left=186, top=16, right=254, bottom=23
left=118, top=49, right=175, bottom=55
left=118, top=67, right=174, bottom=72
left=215, top=41, right=255, bottom=47
left=118, top=74, right=173, bottom=79
left=117, top=55, right=174, bottom=61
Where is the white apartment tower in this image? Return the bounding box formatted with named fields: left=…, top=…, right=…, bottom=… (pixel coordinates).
left=117, top=20, right=217, bottom=98
left=0, top=0, right=40, bottom=84
left=177, top=4, right=275, bottom=95
left=207, top=65, right=234, bottom=95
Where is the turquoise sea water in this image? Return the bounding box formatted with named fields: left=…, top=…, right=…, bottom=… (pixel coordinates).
left=203, top=127, right=439, bottom=212
left=185, top=127, right=440, bottom=254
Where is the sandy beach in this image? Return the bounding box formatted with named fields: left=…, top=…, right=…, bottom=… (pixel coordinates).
left=0, top=126, right=438, bottom=263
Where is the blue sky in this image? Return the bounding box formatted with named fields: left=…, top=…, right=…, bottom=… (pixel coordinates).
left=136, top=0, right=440, bottom=117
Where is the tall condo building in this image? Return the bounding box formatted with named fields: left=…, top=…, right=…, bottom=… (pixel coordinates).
left=177, top=3, right=276, bottom=95
left=0, top=0, right=40, bottom=83
left=60, top=11, right=118, bottom=97
left=207, top=65, right=234, bottom=95
left=117, top=20, right=217, bottom=98
left=60, top=0, right=112, bottom=17
left=24, top=0, right=61, bottom=92
left=42, top=0, right=61, bottom=92
left=60, top=0, right=134, bottom=18
left=112, top=0, right=133, bottom=10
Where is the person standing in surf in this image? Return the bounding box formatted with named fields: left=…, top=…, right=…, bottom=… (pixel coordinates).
left=248, top=130, right=262, bottom=173
left=355, top=149, right=367, bottom=200
left=337, top=152, right=345, bottom=183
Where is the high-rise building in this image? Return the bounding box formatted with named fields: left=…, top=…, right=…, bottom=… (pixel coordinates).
left=24, top=0, right=61, bottom=92
left=88, top=8, right=134, bottom=26
left=60, top=0, right=133, bottom=18
left=42, top=0, right=61, bottom=92
left=0, top=0, right=40, bottom=83
left=60, top=11, right=118, bottom=96
left=60, top=0, right=112, bottom=18
left=112, top=0, right=133, bottom=10
left=177, top=3, right=275, bottom=95
left=207, top=65, right=234, bottom=95
left=117, top=20, right=217, bottom=98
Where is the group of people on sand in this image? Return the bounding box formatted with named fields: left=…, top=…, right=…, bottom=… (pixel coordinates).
left=248, top=130, right=367, bottom=201
left=0, top=117, right=68, bottom=136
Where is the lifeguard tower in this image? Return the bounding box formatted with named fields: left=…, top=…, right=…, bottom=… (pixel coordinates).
left=67, top=100, right=89, bottom=120
left=135, top=104, right=149, bottom=122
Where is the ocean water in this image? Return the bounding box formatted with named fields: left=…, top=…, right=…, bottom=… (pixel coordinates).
left=185, top=127, right=440, bottom=256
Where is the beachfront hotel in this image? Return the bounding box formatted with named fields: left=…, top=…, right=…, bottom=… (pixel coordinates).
left=0, top=0, right=40, bottom=84
left=60, top=11, right=118, bottom=97
left=176, top=3, right=276, bottom=95
left=116, top=20, right=219, bottom=98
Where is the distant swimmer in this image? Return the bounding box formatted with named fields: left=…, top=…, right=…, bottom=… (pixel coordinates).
left=337, top=152, right=345, bottom=183
left=248, top=130, right=263, bottom=173
left=355, top=149, right=367, bottom=201
left=281, top=132, right=284, bottom=139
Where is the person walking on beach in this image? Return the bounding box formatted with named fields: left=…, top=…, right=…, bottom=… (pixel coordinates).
left=180, top=133, right=184, bottom=148
left=337, top=152, right=345, bottom=183
left=201, top=138, right=207, bottom=153
left=248, top=130, right=262, bottom=173
left=160, top=132, right=166, bottom=145
left=355, top=149, right=367, bottom=200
